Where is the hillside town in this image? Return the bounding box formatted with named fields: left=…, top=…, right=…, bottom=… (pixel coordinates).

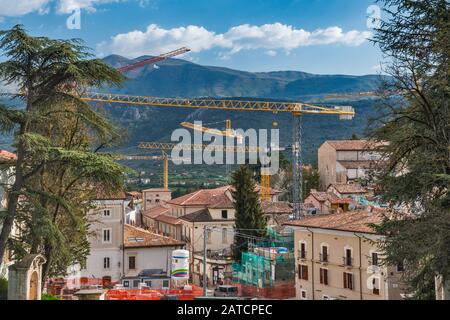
left=0, top=139, right=409, bottom=300
left=0, top=0, right=448, bottom=307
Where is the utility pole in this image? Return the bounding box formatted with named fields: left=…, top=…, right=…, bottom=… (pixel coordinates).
left=203, top=225, right=208, bottom=297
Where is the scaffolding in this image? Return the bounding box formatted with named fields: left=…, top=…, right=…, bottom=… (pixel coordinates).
left=232, top=227, right=295, bottom=289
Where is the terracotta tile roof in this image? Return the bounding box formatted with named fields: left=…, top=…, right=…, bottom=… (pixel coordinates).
left=329, top=184, right=367, bottom=194
left=261, top=201, right=292, bottom=215
left=0, top=150, right=17, bottom=160
left=154, top=214, right=183, bottom=225
left=142, top=206, right=170, bottom=219
left=337, top=160, right=375, bottom=169
left=307, top=191, right=354, bottom=205
left=284, top=210, right=384, bottom=234
left=180, top=209, right=213, bottom=222
left=167, top=186, right=234, bottom=208
left=325, top=140, right=386, bottom=151
left=309, top=191, right=329, bottom=202
left=124, top=224, right=184, bottom=248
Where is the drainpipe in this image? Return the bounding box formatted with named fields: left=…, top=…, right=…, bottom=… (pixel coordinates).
left=354, top=233, right=363, bottom=300
left=306, top=227, right=315, bottom=300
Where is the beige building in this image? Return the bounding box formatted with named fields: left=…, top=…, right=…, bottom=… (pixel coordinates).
left=318, top=140, right=384, bottom=189
left=80, top=191, right=127, bottom=282
left=285, top=210, right=405, bottom=300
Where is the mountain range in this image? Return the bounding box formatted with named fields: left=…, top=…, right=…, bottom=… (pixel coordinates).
left=1, top=55, right=385, bottom=164
left=100, top=55, right=384, bottom=163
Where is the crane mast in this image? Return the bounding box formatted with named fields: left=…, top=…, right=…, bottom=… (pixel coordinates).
left=83, top=92, right=355, bottom=219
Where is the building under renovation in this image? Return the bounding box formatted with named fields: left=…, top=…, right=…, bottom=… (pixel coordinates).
left=232, top=227, right=296, bottom=299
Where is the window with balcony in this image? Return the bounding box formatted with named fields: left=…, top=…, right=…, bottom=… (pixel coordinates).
left=300, top=290, right=307, bottom=300
left=298, top=264, right=308, bottom=281
left=319, top=268, right=329, bottom=285
left=320, top=245, right=329, bottom=262
left=299, top=242, right=306, bottom=259
left=343, top=248, right=353, bottom=266
left=372, top=277, right=380, bottom=295
left=343, top=272, right=354, bottom=290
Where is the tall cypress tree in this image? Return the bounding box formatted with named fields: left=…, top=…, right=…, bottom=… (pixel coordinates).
left=231, top=165, right=266, bottom=261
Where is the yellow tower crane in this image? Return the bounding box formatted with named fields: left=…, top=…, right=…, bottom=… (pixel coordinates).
left=81, top=92, right=355, bottom=219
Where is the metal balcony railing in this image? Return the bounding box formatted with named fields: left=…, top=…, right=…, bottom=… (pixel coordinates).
left=319, top=253, right=329, bottom=263
left=343, top=257, right=353, bottom=267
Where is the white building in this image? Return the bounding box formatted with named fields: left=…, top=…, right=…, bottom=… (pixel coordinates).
left=80, top=191, right=127, bottom=283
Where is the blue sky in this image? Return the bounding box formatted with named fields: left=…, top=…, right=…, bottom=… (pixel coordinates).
left=0, top=0, right=384, bottom=75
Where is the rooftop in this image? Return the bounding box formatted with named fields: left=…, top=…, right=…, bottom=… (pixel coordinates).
left=124, top=224, right=184, bottom=248
left=166, top=186, right=234, bottom=208
left=180, top=208, right=214, bottom=222
left=329, top=184, right=367, bottom=194
left=261, top=201, right=292, bottom=215
left=142, top=206, right=170, bottom=219
left=0, top=150, right=17, bottom=161
left=284, top=210, right=384, bottom=234
left=154, top=213, right=183, bottom=225
left=325, top=140, right=386, bottom=151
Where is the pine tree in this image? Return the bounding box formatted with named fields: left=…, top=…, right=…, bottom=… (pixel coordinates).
left=231, top=165, right=266, bottom=261
left=0, top=25, right=126, bottom=275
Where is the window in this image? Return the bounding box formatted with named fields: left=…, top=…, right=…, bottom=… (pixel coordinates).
left=102, top=228, right=111, bottom=243
left=372, top=277, right=380, bottom=295
left=221, top=210, right=228, bottom=219
left=123, top=281, right=130, bottom=288
left=145, top=280, right=152, bottom=288
left=132, top=280, right=140, bottom=288
left=321, top=245, right=329, bottom=262
left=371, top=252, right=379, bottom=266
left=298, top=264, right=308, bottom=281
left=222, top=228, right=227, bottom=243
left=300, top=290, right=307, bottom=300
left=155, top=199, right=160, bottom=203
left=299, top=242, right=306, bottom=259
left=129, top=256, right=136, bottom=270
left=320, top=268, right=329, bottom=285
left=103, top=209, right=111, bottom=217
left=162, top=280, right=170, bottom=288
left=397, top=261, right=405, bottom=272
left=344, top=248, right=352, bottom=266
left=103, top=257, right=110, bottom=269
left=343, top=272, right=354, bottom=290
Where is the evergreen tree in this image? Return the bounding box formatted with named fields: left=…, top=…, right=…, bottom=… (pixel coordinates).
left=231, top=165, right=266, bottom=261
left=369, top=0, right=450, bottom=299
left=0, top=25, right=126, bottom=277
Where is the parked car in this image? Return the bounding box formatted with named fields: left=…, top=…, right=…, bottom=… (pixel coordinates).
left=214, top=285, right=238, bottom=297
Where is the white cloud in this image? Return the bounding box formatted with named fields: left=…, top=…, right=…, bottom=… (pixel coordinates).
left=56, top=0, right=124, bottom=14
left=97, top=22, right=372, bottom=58
left=0, top=0, right=140, bottom=17
left=0, top=0, right=51, bottom=17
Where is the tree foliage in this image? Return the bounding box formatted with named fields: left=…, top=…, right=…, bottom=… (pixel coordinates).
left=0, top=25, right=128, bottom=282
left=231, top=165, right=266, bottom=261
left=369, top=0, right=450, bottom=299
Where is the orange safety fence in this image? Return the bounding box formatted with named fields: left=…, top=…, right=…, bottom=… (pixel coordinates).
left=104, top=286, right=204, bottom=301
